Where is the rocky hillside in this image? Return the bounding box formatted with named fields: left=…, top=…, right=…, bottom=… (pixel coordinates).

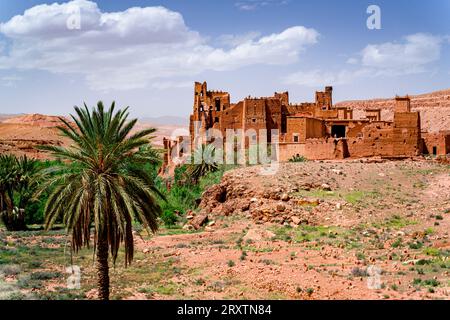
left=335, top=89, right=450, bottom=133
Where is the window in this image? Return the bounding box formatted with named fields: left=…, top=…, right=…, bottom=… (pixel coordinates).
left=215, top=99, right=221, bottom=111
left=199, top=106, right=204, bottom=112
left=252, top=118, right=256, bottom=123
left=214, top=117, right=219, bottom=123
left=293, top=134, right=299, bottom=142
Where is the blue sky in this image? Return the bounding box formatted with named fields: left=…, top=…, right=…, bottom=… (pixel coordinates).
left=0, top=0, right=449, bottom=118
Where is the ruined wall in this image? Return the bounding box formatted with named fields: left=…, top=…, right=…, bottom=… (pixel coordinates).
left=278, top=138, right=347, bottom=161
left=365, top=109, right=381, bottom=121
left=395, top=96, right=411, bottom=113
left=315, top=86, right=333, bottom=110
left=285, top=117, right=325, bottom=143
left=392, top=112, right=421, bottom=156
left=346, top=122, right=395, bottom=157
left=422, top=132, right=450, bottom=155
left=286, top=103, right=316, bottom=117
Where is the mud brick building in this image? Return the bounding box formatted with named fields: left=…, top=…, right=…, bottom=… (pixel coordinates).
left=160, top=82, right=450, bottom=174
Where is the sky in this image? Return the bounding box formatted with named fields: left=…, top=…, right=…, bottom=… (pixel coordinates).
left=0, top=0, right=449, bottom=118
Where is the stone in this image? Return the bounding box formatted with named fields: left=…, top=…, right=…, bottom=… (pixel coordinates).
left=281, top=193, right=290, bottom=201
left=291, top=216, right=301, bottom=225
left=182, top=224, right=194, bottom=231
left=321, top=183, right=331, bottom=191
left=276, top=203, right=286, bottom=212
left=189, top=214, right=209, bottom=230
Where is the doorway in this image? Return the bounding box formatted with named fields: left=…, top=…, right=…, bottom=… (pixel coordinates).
left=331, top=125, right=346, bottom=138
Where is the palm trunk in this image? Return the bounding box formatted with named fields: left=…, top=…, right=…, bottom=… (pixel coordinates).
left=96, top=234, right=110, bottom=300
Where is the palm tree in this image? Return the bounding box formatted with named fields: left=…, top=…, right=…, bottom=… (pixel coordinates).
left=0, top=154, right=38, bottom=231
left=37, top=102, right=163, bottom=300
left=0, top=155, right=17, bottom=229
left=188, top=144, right=219, bottom=184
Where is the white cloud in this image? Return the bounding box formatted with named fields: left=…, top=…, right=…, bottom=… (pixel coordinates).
left=356, top=33, right=442, bottom=74
left=235, top=0, right=290, bottom=11
left=0, top=0, right=318, bottom=91
left=285, top=33, right=445, bottom=87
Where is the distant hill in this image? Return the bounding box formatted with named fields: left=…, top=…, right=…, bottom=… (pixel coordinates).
left=1, top=113, right=68, bottom=127
left=0, top=113, right=187, bottom=159
left=335, top=88, right=450, bottom=133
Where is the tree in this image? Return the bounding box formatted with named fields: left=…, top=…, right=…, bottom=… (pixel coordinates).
left=37, top=102, right=163, bottom=300
left=0, top=154, right=38, bottom=231
left=188, top=144, right=219, bottom=184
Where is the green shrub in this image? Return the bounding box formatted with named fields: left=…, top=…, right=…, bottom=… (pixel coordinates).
left=30, top=271, right=62, bottom=280
left=227, top=260, right=235, bottom=267
left=289, top=155, right=307, bottom=163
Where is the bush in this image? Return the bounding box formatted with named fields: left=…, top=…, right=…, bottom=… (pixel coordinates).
left=227, top=260, right=235, bottom=267
left=289, top=155, right=307, bottom=163
left=30, top=271, right=62, bottom=280
left=0, top=264, right=21, bottom=276
left=157, top=164, right=228, bottom=227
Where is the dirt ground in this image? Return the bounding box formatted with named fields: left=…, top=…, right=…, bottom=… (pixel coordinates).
left=0, top=159, right=449, bottom=300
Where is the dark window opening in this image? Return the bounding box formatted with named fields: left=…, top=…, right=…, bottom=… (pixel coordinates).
left=433, top=146, right=437, bottom=155
left=215, top=99, right=221, bottom=111
left=214, top=117, right=219, bottom=123
left=252, top=118, right=256, bottom=122
left=199, top=106, right=204, bottom=112
left=293, top=135, right=299, bottom=142
left=331, top=125, right=346, bottom=138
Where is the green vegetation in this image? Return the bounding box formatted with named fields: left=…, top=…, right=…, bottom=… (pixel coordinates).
left=288, top=155, right=307, bottom=163
left=0, top=155, right=39, bottom=231
left=269, top=224, right=354, bottom=246
left=292, top=189, right=380, bottom=206
left=36, top=102, right=163, bottom=300
left=186, top=144, right=219, bottom=184
left=372, top=214, right=417, bottom=230
left=156, top=164, right=227, bottom=227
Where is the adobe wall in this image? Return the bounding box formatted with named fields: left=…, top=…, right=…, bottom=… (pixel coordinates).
left=345, top=121, right=394, bottom=157
left=392, top=112, right=421, bottom=156
left=315, top=86, right=333, bottom=109
left=422, top=132, right=450, bottom=155
left=278, top=138, right=348, bottom=161
left=285, top=117, right=325, bottom=143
